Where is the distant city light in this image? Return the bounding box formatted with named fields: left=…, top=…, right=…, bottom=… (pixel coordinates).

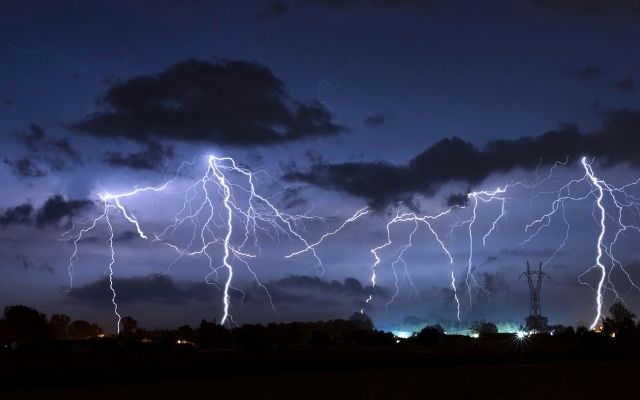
left=391, top=330, right=413, bottom=339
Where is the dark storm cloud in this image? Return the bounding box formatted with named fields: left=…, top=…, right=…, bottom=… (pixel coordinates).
left=35, top=195, right=93, bottom=228
left=15, top=255, right=53, bottom=274
left=0, top=203, right=34, bottom=227
left=364, top=113, right=387, bottom=126
left=286, top=109, right=640, bottom=209
left=4, top=124, right=81, bottom=177
left=21, top=124, right=81, bottom=164
left=68, top=274, right=384, bottom=309
left=262, top=275, right=387, bottom=308
left=610, top=76, right=635, bottom=92
left=446, top=191, right=469, bottom=208
left=255, top=0, right=288, bottom=21
left=102, top=141, right=174, bottom=171
left=74, top=230, right=142, bottom=245
left=116, top=230, right=142, bottom=242
left=0, top=195, right=92, bottom=229
left=480, top=271, right=510, bottom=294
left=571, top=65, right=602, bottom=81
left=268, top=275, right=379, bottom=298
left=22, top=123, right=45, bottom=149
left=279, top=187, right=307, bottom=209
left=3, top=157, right=46, bottom=178
left=67, top=274, right=216, bottom=305
left=74, top=58, right=345, bottom=147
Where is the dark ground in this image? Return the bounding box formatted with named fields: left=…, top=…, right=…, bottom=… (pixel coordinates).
left=1, top=334, right=638, bottom=399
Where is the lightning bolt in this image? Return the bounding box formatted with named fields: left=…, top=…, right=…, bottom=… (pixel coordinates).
left=63, top=155, right=367, bottom=330
left=61, top=152, right=640, bottom=332
left=360, top=182, right=513, bottom=322
left=525, top=156, right=640, bottom=330
left=361, top=156, right=640, bottom=328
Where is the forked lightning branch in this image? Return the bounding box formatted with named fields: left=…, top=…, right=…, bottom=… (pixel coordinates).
left=62, top=154, right=640, bottom=333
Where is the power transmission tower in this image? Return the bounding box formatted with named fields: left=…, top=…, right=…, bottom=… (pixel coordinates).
left=519, top=261, right=550, bottom=332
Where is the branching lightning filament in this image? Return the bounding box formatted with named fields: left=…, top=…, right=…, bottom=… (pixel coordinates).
left=62, top=155, right=368, bottom=331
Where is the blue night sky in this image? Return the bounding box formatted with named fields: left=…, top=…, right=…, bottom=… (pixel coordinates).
left=1, top=0, right=640, bottom=332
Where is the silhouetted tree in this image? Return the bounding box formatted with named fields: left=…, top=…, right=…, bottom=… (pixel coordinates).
left=49, top=314, right=71, bottom=340
left=67, top=320, right=103, bottom=340
left=3, top=305, right=48, bottom=344
left=175, top=324, right=196, bottom=343
left=234, top=324, right=270, bottom=351
left=551, top=324, right=575, bottom=335
left=603, top=301, right=636, bottom=336
left=416, top=324, right=445, bottom=347
left=0, top=319, right=9, bottom=343
left=348, top=312, right=374, bottom=331
left=309, top=329, right=332, bottom=346
left=121, top=316, right=138, bottom=337
left=472, top=321, right=498, bottom=336
left=198, top=319, right=230, bottom=348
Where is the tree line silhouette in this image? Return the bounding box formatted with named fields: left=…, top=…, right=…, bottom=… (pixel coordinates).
left=0, top=304, right=396, bottom=351
left=1, top=302, right=638, bottom=352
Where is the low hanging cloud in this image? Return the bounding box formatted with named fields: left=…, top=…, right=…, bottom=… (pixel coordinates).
left=0, top=203, right=34, bottom=227
left=74, top=58, right=345, bottom=147
left=3, top=157, right=46, bottom=178
left=102, top=141, right=174, bottom=171
left=67, top=274, right=385, bottom=309
left=15, top=255, right=53, bottom=274
left=364, top=113, right=387, bottom=126
left=4, top=124, right=81, bottom=178
left=610, top=76, right=635, bottom=92
left=0, top=195, right=93, bottom=229
left=571, top=65, right=602, bottom=81
left=67, top=274, right=216, bottom=305
left=285, top=108, right=640, bottom=209
left=255, top=0, right=289, bottom=21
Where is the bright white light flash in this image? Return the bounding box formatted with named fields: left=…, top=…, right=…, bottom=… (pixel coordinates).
left=62, top=155, right=367, bottom=331
left=525, top=157, right=640, bottom=330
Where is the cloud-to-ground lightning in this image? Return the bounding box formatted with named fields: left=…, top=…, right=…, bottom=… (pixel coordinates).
left=62, top=155, right=368, bottom=331
left=62, top=152, right=640, bottom=332
left=363, top=157, right=640, bottom=330
left=526, top=157, right=640, bottom=330
left=360, top=185, right=511, bottom=321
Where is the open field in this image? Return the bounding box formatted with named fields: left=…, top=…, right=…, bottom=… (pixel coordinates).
left=1, top=334, right=639, bottom=399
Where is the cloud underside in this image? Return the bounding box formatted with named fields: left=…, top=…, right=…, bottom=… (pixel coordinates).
left=0, top=195, right=93, bottom=228
left=286, top=109, right=640, bottom=209
left=67, top=274, right=386, bottom=309
left=74, top=58, right=345, bottom=147
left=4, top=124, right=81, bottom=178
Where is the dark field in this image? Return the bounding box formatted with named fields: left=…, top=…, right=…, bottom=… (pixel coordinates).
left=1, top=334, right=638, bottom=399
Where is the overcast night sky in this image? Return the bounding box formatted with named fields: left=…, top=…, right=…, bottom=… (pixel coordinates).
left=2, top=0, right=640, bottom=332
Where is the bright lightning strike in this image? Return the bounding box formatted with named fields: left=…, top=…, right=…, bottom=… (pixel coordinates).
left=62, top=154, right=367, bottom=331
left=524, top=157, right=640, bottom=330
left=61, top=152, right=640, bottom=332
left=360, top=184, right=511, bottom=321
left=363, top=157, right=640, bottom=329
